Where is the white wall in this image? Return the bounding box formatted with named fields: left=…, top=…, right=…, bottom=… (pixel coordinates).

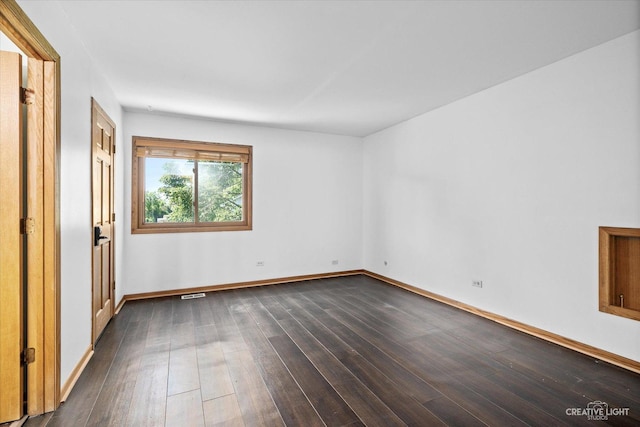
left=363, top=31, right=640, bottom=362
left=17, top=1, right=124, bottom=385
left=122, top=112, right=363, bottom=295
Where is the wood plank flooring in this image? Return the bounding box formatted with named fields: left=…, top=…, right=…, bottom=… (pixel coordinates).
left=24, top=275, right=640, bottom=426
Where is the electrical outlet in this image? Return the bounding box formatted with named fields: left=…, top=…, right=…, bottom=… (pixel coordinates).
left=472, top=280, right=483, bottom=288
left=331, top=260, right=339, bottom=265
left=256, top=261, right=264, bottom=267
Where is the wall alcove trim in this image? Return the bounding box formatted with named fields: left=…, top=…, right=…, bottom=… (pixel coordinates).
left=599, top=226, right=640, bottom=322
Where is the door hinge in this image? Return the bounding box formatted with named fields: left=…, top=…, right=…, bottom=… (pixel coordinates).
left=20, top=217, right=35, bottom=234
left=112, top=212, right=116, bottom=222
left=113, top=144, right=115, bottom=154
left=21, top=348, right=35, bottom=366
left=20, top=87, right=35, bottom=105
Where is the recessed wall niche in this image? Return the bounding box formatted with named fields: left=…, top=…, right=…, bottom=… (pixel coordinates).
left=599, top=227, right=640, bottom=321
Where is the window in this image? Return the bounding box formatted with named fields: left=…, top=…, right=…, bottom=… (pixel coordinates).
left=131, top=136, right=252, bottom=233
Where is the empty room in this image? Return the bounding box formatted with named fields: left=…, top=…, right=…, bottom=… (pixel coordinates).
left=1, top=0, right=639, bottom=425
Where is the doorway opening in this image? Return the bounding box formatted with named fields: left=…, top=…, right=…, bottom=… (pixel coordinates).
left=0, top=0, right=61, bottom=422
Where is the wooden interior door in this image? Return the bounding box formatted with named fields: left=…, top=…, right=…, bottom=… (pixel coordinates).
left=91, top=99, right=116, bottom=343
left=0, top=50, right=24, bottom=424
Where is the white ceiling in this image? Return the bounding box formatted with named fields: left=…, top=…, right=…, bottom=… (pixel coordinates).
left=56, top=0, right=640, bottom=137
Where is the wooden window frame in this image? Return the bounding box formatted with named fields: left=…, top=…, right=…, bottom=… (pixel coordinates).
left=131, top=136, right=253, bottom=234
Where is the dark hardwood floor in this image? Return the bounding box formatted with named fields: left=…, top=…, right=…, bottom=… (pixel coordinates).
left=24, top=275, right=640, bottom=426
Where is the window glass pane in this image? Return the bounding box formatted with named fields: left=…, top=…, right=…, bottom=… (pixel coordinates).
left=197, top=161, right=243, bottom=223
left=144, top=157, right=194, bottom=223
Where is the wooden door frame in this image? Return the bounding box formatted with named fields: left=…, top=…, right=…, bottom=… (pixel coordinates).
left=0, top=0, right=61, bottom=414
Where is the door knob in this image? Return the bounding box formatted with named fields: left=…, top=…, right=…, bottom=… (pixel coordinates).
left=94, top=225, right=108, bottom=246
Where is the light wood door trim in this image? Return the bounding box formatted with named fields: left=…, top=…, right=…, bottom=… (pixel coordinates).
left=0, top=1, right=57, bottom=60
left=0, top=0, right=61, bottom=414
left=26, top=56, right=45, bottom=414
left=42, top=58, right=58, bottom=412
left=0, top=49, right=24, bottom=425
